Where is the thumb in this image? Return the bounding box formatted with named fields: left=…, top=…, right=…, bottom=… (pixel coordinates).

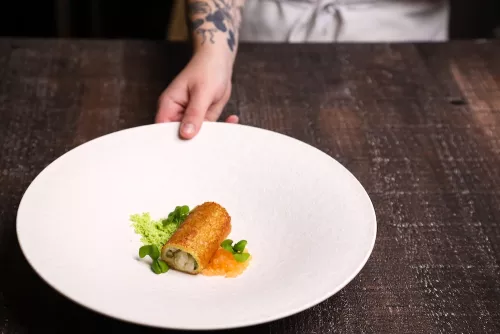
left=180, top=85, right=213, bottom=139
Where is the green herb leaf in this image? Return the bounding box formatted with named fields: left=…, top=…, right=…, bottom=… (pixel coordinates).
left=139, top=245, right=160, bottom=260
left=151, top=259, right=169, bottom=274
left=221, top=239, right=233, bottom=247
left=222, top=244, right=235, bottom=253
left=139, top=245, right=150, bottom=258
left=180, top=205, right=190, bottom=215
left=151, top=260, right=161, bottom=274
left=150, top=245, right=160, bottom=260
left=163, top=205, right=190, bottom=227
left=158, top=260, right=169, bottom=273
left=139, top=245, right=149, bottom=259
left=233, top=240, right=247, bottom=253
left=221, top=239, right=235, bottom=253
left=233, top=253, right=250, bottom=263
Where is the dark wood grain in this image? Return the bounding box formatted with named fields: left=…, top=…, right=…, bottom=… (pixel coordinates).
left=1, top=38, right=500, bottom=334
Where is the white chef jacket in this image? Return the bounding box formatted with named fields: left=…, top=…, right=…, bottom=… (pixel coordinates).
left=168, top=0, right=450, bottom=42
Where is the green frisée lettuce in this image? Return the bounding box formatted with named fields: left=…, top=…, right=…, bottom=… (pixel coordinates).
left=130, top=206, right=191, bottom=250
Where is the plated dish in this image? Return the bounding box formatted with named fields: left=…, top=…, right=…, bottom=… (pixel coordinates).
left=16, top=122, right=376, bottom=330
left=131, top=202, right=251, bottom=277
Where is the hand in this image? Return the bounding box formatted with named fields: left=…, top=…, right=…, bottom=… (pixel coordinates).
left=156, top=50, right=239, bottom=139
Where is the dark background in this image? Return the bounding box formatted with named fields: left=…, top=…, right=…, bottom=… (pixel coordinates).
left=0, top=1, right=498, bottom=40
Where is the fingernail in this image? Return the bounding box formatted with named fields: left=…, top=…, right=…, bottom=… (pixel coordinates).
left=181, top=123, right=195, bottom=135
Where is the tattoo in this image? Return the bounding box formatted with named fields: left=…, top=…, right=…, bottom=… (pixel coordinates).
left=187, top=0, right=244, bottom=52
left=191, top=18, right=204, bottom=30
left=196, top=28, right=218, bottom=44
left=227, top=30, right=235, bottom=51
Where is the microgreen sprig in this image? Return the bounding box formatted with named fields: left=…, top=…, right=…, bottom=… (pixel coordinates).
left=139, top=245, right=169, bottom=274
left=136, top=205, right=192, bottom=275
left=220, top=239, right=250, bottom=263
left=163, top=205, right=190, bottom=227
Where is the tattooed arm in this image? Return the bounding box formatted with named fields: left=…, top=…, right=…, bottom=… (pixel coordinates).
left=156, top=0, right=245, bottom=139
left=188, top=0, right=244, bottom=53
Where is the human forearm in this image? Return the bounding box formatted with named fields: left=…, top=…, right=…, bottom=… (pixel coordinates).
left=186, top=0, right=245, bottom=58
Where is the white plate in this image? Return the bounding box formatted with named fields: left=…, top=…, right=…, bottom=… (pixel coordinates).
left=17, top=123, right=376, bottom=330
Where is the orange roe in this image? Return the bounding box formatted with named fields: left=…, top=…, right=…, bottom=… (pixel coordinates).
left=202, top=248, right=251, bottom=278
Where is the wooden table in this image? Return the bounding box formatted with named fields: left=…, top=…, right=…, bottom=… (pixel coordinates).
left=1, top=39, right=499, bottom=333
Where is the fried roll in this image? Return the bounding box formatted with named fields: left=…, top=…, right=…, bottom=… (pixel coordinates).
left=161, top=202, right=231, bottom=274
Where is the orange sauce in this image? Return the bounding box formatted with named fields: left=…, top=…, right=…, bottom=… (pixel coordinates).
left=202, top=248, right=251, bottom=278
